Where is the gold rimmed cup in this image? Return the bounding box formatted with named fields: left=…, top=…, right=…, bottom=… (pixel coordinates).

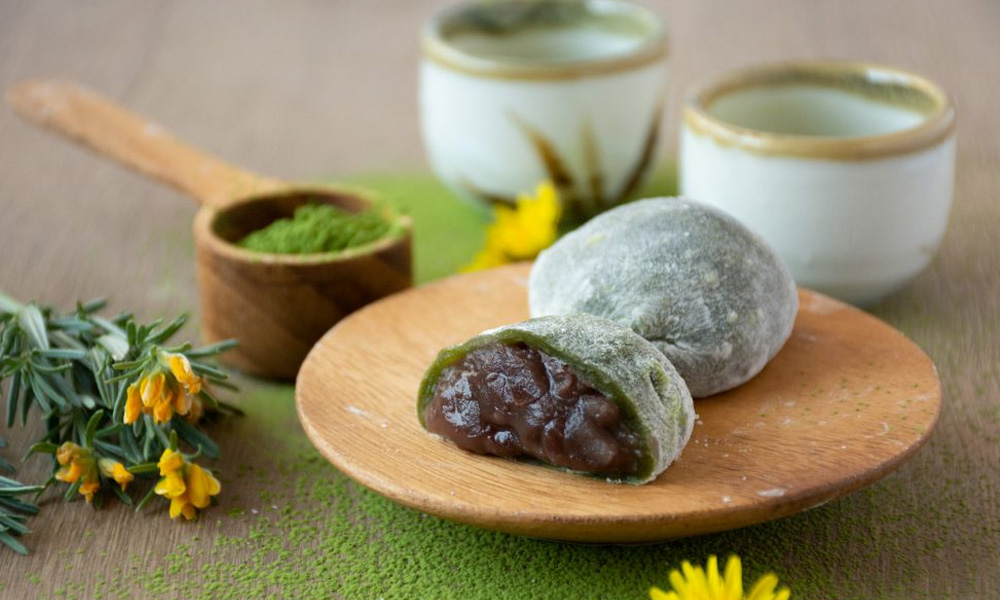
left=421, top=0, right=667, bottom=80
left=680, top=60, right=957, bottom=305
left=420, top=0, right=670, bottom=222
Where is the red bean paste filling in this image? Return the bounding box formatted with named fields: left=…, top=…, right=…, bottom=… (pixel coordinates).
left=424, top=342, right=643, bottom=475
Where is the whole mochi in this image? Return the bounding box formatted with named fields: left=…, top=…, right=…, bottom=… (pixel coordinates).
left=528, top=197, right=798, bottom=398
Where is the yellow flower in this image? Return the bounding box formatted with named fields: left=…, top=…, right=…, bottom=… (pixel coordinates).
left=112, top=462, right=134, bottom=490
left=99, top=458, right=134, bottom=491
left=55, top=458, right=84, bottom=484
left=140, top=372, right=166, bottom=408
left=154, top=448, right=221, bottom=521
left=155, top=472, right=186, bottom=499
left=152, top=387, right=175, bottom=424
left=56, top=441, right=83, bottom=468
left=158, top=448, right=184, bottom=476
left=495, top=181, right=561, bottom=258
left=125, top=355, right=204, bottom=426
left=166, top=352, right=203, bottom=396
left=124, top=383, right=142, bottom=425
left=186, top=463, right=221, bottom=509
left=462, top=247, right=507, bottom=272
left=54, top=442, right=101, bottom=503
left=463, top=181, right=561, bottom=272
left=126, top=371, right=177, bottom=425
left=169, top=493, right=197, bottom=521
left=173, top=385, right=193, bottom=416
left=78, top=480, right=101, bottom=503
left=650, top=556, right=790, bottom=600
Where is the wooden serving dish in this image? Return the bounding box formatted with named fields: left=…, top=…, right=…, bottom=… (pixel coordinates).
left=296, top=263, right=941, bottom=543
left=8, top=81, right=412, bottom=379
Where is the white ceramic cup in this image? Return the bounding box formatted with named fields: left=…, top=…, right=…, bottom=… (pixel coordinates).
left=420, top=0, right=669, bottom=222
left=680, top=61, right=956, bottom=306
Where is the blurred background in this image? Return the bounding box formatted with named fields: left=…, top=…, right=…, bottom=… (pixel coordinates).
left=1, top=0, right=990, bottom=311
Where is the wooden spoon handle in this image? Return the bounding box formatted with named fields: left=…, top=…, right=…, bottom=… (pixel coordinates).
left=6, top=80, right=283, bottom=209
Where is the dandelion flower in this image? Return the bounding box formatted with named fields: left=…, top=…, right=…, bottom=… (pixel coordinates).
left=650, top=555, right=790, bottom=600
left=464, top=181, right=561, bottom=271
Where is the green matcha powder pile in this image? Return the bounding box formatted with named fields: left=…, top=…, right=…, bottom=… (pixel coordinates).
left=238, top=203, right=392, bottom=254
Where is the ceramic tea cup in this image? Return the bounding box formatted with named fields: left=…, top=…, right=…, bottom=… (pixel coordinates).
left=680, top=61, right=956, bottom=306
left=420, top=0, right=668, bottom=222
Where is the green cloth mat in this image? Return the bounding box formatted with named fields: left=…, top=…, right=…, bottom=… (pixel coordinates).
left=23, top=169, right=993, bottom=600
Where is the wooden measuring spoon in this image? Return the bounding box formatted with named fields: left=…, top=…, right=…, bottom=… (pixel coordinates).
left=7, top=80, right=413, bottom=380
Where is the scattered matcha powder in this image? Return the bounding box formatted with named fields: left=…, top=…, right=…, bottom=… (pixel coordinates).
left=10, top=172, right=999, bottom=599
left=15, top=377, right=991, bottom=600
left=238, top=203, right=394, bottom=254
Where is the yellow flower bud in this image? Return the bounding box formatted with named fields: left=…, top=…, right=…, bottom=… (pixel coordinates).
left=173, top=387, right=192, bottom=416
left=140, top=372, right=166, bottom=408
left=112, top=462, right=134, bottom=490
left=56, top=460, right=84, bottom=484
left=169, top=493, right=197, bottom=520
left=124, top=383, right=142, bottom=425
left=56, top=441, right=82, bottom=466
left=152, top=395, right=174, bottom=424
left=157, top=448, right=184, bottom=476
left=99, top=458, right=134, bottom=491
left=186, top=463, right=221, bottom=509
left=166, top=353, right=204, bottom=396
left=79, top=480, right=101, bottom=504
left=155, top=471, right=186, bottom=499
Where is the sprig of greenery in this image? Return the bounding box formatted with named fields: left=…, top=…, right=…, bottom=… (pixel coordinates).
left=0, top=290, right=237, bottom=553
left=0, top=438, right=42, bottom=554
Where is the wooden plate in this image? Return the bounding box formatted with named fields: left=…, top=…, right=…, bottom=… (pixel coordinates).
left=295, top=263, right=941, bottom=543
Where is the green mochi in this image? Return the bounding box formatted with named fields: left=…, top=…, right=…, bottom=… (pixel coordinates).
left=529, top=197, right=798, bottom=397
left=418, top=314, right=694, bottom=484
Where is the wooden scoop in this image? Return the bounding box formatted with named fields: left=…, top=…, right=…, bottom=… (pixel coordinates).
left=7, top=80, right=413, bottom=380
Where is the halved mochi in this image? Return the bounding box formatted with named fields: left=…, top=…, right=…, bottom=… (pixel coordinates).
left=417, top=314, right=694, bottom=484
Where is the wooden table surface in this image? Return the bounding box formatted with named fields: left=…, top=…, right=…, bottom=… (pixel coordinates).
left=1, top=1, right=998, bottom=598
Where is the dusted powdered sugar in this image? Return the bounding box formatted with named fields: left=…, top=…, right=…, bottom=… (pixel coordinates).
left=529, top=197, right=798, bottom=397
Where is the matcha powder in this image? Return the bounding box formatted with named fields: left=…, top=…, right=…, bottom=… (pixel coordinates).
left=238, top=204, right=393, bottom=254
left=10, top=174, right=997, bottom=600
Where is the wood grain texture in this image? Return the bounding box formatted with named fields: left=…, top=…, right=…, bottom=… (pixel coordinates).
left=0, top=0, right=997, bottom=597
left=7, top=80, right=414, bottom=379
left=6, top=80, right=284, bottom=210
left=296, top=264, right=940, bottom=543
